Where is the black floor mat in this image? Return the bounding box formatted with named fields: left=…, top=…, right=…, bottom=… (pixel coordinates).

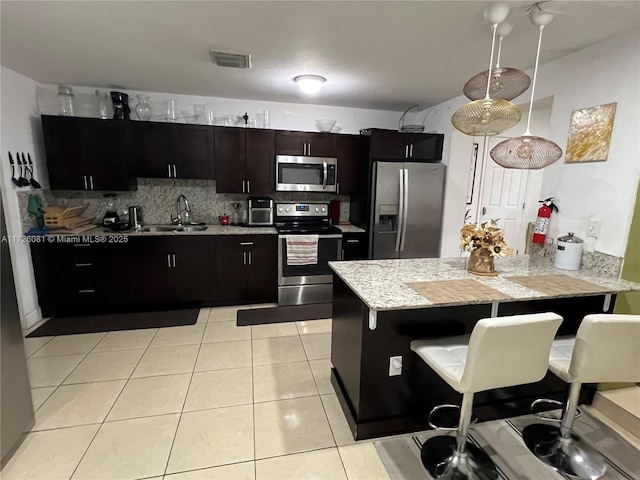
left=236, top=303, right=332, bottom=326
left=26, top=309, right=199, bottom=337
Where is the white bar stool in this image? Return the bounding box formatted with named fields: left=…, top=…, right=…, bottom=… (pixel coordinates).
left=411, top=312, right=562, bottom=479
left=523, top=313, right=640, bottom=480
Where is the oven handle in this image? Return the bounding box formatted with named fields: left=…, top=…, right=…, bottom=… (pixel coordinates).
left=322, top=160, right=328, bottom=190
left=278, top=234, right=343, bottom=240
left=395, top=168, right=404, bottom=253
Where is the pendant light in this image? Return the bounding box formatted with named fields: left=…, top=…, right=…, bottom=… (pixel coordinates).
left=451, top=3, right=522, bottom=136
left=490, top=8, right=562, bottom=169
left=463, top=22, right=531, bottom=101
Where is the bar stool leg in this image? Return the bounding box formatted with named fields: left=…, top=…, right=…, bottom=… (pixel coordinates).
left=523, top=383, right=607, bottom=479
left=420, top=393, right=498, bottom=479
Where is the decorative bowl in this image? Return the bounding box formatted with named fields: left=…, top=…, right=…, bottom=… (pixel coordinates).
left=316, top=119, right=336, bottom=132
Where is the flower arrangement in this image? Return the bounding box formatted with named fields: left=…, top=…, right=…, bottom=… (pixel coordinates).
left=460, top=220, right=510, bottom=258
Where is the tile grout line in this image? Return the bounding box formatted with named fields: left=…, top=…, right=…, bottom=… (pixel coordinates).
left=251, top=310, right=258, bottom=480
left=67, top=327, right=161, bottom=480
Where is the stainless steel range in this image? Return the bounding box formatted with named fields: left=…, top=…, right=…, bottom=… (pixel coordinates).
left=275, top=202, right=342, bottom=306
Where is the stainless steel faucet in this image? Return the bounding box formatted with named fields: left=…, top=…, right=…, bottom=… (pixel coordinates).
left=172, top=194, right=191, bottom=225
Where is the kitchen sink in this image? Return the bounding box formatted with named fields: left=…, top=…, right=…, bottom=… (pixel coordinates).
left=140, top=224, right=208, bottom=233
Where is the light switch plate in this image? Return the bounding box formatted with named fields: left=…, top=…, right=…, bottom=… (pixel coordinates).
left=389, top=356, right=402, bottom=376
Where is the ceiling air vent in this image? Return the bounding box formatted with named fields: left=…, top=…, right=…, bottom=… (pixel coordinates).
left=209, top=51, right=251, bottom=69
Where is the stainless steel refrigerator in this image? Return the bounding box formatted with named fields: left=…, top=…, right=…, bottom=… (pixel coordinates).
left=1, top=195, right=34, bottom=467
left=368, top=162, right=445, bottom=259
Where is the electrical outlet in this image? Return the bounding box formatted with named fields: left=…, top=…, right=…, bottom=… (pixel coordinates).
left=587, top=219, right=601, bottom=238
left=389, top=356, right=402, bottom=376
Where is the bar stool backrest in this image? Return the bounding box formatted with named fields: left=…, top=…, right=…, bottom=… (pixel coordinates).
left=567, top=314, right=640, bottom=383
left=460, top=312, right=563, bottom=393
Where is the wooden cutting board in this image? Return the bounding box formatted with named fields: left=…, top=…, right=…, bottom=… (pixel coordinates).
left=406, top=279, right=511, bottom=304
left=505, top=275, right=606, bottom=296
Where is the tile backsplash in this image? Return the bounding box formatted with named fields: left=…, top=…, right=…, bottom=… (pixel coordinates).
left=18, top=178, right=350, bottom=231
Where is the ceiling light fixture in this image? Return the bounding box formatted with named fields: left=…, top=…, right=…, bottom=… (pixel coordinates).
left=490, top=8, right=562, bottom=169
left=294, top=75, right=326, bottom=95
left=451, top=2, right=522, bottom=136
left=463, top=21, right=531, bottom=101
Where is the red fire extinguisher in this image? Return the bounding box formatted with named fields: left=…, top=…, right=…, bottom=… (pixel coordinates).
left=532, top=198, right=559, bottom=244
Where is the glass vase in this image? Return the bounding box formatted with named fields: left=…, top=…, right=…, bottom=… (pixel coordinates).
left=467, top=248, right=497, bottom=276
left=135, top=95, right=152, bottom=121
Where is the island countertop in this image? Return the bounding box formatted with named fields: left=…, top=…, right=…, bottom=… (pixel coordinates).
left=329, top=256, right=640, bottom=311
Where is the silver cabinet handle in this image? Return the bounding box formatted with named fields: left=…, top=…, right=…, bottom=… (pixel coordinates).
left=405, top=145, right=408, bottom=158
left=341, top=249, right=345, bottom=260
left=172, top=253, right=176, bottom=268
left=346, top=239, right=359, bottom=244
left=167, top=254, right=171, bottom=268
left=307, top=143, right=311, bottom=156
left=240, top=242, right=254, bottom=246
left=89, top=175, right=94, bottom=190
left=410, top=144, right=414, bottom=157
left=247, top=180, right=250, bottom=193
left=83, top=175, right=88, bottom=189
left=78, top=289, right=95, bottom=294
left=248, top=251, right=252, bottom=265
left=303, top=143, right=307, bottom=156
left=173, top=164, right=177, bottom=178
left=243, top=251, right=247, bottom=265
left=395, top=168, right=404, bottom=253
left=168, top=164, right=172, bottom=178
left=242, top=180, right=245, bottom=193
left=75, top=262, right=93, bottom=267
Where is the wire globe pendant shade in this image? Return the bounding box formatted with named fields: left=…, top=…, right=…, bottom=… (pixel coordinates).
left=490, top=9, right=562, bottom=169
left=451, top=7, right=521, bottom=137
left=463, top=22, right=531, bottom=101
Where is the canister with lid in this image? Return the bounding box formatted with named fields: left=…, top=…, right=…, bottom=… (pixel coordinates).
left=554, top=232, right=583, bottom=270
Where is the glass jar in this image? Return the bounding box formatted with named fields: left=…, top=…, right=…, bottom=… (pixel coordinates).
left=135, top=95, right=152, bottom=121
left=57, top=86, right=75, bottom=116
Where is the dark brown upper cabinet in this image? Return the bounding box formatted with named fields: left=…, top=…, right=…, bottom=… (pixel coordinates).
left=41, top=115, right=135, bottom=191
left=335, top=134, right=361, bottom=195
left=367, top=128, right=443, bottom=161
left=214, top=127, right=275, bottom=194
left=275, top=131, right=335, bottom=157
left=131, top=121, right=214, bottom=180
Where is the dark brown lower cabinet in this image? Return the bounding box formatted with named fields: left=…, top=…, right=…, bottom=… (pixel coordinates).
left=341, top=232, right=368, bottom=260
left=215, top=235, right=277, bottom=305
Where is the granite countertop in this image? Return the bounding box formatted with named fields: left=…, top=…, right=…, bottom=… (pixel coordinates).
left=45, top=225, right=278, bottom=236
left=329, top=256, right=640, bottom=311
left=335, top=224, right=366, bottom=234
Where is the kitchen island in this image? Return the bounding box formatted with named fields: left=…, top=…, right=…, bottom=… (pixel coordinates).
left=328, top=255, right=640, bottom=440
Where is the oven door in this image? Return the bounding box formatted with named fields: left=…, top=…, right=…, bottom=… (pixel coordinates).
left=276, top=155, right=337, bottom=192
left=278, top=234, right=342, bottom=286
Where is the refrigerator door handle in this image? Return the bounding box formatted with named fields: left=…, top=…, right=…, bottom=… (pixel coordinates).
left=322, top=160, right=328, bottom=189
left=400, top=168, right=409, bottom=251
left=395, top=169, right=404, bottom=252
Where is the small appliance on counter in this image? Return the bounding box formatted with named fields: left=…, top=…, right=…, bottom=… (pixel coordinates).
left=554, top=232, right=583, bottom=270
left=248, top=197, right=274, bottom=226
left=102, top=194, right=119, bottom=226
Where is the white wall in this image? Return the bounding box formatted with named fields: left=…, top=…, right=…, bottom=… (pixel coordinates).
left=428, top=29, right=640, bottom=258
left=1, top=66, right=46, bottom=328
left=2, top=71, right=401, bottom=327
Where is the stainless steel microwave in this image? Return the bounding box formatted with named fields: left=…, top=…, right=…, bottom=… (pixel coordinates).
left=276, top=155, right=338, bottom=193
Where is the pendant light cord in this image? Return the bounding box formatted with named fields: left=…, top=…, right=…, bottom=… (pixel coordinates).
left=524, top=26, right=544, bottom=135
left=495, top=36, right=503, bottom=69
left=483, top=24, right=498, bottom=100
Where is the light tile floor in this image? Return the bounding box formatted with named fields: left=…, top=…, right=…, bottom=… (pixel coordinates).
left=5, top=306, right=390, bottom=480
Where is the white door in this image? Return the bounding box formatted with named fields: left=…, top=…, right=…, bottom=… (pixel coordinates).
left=478, top=137, right=529, bottom=254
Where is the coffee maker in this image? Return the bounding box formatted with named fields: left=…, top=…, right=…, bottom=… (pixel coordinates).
left=110, top=91, right=130, bottom=120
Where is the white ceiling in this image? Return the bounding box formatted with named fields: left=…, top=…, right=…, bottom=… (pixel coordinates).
left=2, top=1, right=638, bottom=111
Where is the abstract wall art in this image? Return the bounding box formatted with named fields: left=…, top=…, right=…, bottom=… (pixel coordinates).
left=565, top=102, right=617, bottom=163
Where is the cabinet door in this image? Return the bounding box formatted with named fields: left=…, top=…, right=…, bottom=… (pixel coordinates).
left=41, top=116, right=86, bottom=190
left=305, top=132, right=336, bottom=157
left=214, top=126, right=246, bottom=193
left=341, top=233, right=368, bottom=260
left=173, top=249, right=217, bottom=304
left=409, top=133, right=444, bottom=161
left=83, top=118, right=133, bottom=191
left=215, top=236, right=249, bottom=305
left=131, top=121, right=173, bottom=178
left=126, top=252, right=178, bottom=305
left=245, top=129, right=275, bottom=194
left=247, top=236, right=277, bottom=303
left=172, top=124, right=214, bottom=179
left=369, top=130, right=409, bottom=160
left=336, top=134, right=361, bottom=195
left=275, top=131, right=306, bottom=155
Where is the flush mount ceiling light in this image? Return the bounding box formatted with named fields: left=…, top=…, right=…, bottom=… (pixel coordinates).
left=294, top=75, right=326, bottom=95
left=451, top=2, right=522, bottom=136
left=490, top=7, right=562, bottom=169
left=463, top=21, right=531, bottom=101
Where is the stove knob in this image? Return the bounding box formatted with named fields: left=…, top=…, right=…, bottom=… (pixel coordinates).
left=278, top=207, right=283, bottom=212
left=321, top=207, right=326, bottom=213
left=315, top=207, right=319, bottom=213
left=285, top=207, right=290, bottom=213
